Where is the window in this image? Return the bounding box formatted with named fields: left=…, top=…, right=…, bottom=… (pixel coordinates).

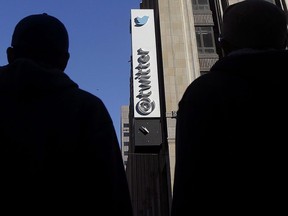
left=123, top=123, right=129, bottom=128
left=124, top=141, right=129, bottom=146
left=195, top=26, right=216, bottom=54
left=192, top=0, right=210, bottom=10
left=124, top=132, right=129, bottom=137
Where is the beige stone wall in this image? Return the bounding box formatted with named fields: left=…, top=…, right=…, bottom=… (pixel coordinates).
left=121, top=105, right=130, bottom=169
left=158, top=0, right=201, bottom=191
left=283, top=0, right=288, bottom=9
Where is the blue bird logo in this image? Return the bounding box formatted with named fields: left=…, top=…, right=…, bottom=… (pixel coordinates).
left=134, top=16, right=149, bottom=27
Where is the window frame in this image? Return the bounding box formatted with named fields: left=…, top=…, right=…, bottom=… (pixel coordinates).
left=195, top=26, right=217, bottom=54
left=192, top=0, right=210, bottom=11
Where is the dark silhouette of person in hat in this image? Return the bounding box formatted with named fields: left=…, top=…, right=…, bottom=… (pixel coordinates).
left=0, top=13, right=133, bottom=215
left=171, top=1, right=288, bottom=215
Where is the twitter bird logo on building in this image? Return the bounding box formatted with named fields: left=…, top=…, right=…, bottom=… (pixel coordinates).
left=134, top=16, right=149, bottom=27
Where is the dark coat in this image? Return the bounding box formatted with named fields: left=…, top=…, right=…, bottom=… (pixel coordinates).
left=0, top=59, right=133, bottom=215
left=171, top=49, right=288, bottom=215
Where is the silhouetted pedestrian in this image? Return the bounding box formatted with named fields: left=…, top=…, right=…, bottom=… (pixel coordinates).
left=0, top=13, right=133, bottom=215
left=171, top=1, right=288, bottom=215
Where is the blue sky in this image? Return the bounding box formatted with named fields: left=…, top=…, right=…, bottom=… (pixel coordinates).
left=0, top=0, right=141, bottom=141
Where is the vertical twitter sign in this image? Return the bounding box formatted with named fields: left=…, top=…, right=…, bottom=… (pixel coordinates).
left=131, top=9, right=160, bottom=118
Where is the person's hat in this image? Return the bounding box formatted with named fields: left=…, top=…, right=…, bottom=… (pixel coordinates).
left=11, top=13, right=69, bottom=53
left=221, top=0, right=287, bottom=50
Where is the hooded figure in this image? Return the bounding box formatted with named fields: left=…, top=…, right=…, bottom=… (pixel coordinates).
left=0, top=13, right=133, bottom=215
left=172, top=1, right=288, bottom=215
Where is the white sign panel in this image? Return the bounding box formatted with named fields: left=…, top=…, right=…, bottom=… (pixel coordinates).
left=131, top=9, right=160, bottom=118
